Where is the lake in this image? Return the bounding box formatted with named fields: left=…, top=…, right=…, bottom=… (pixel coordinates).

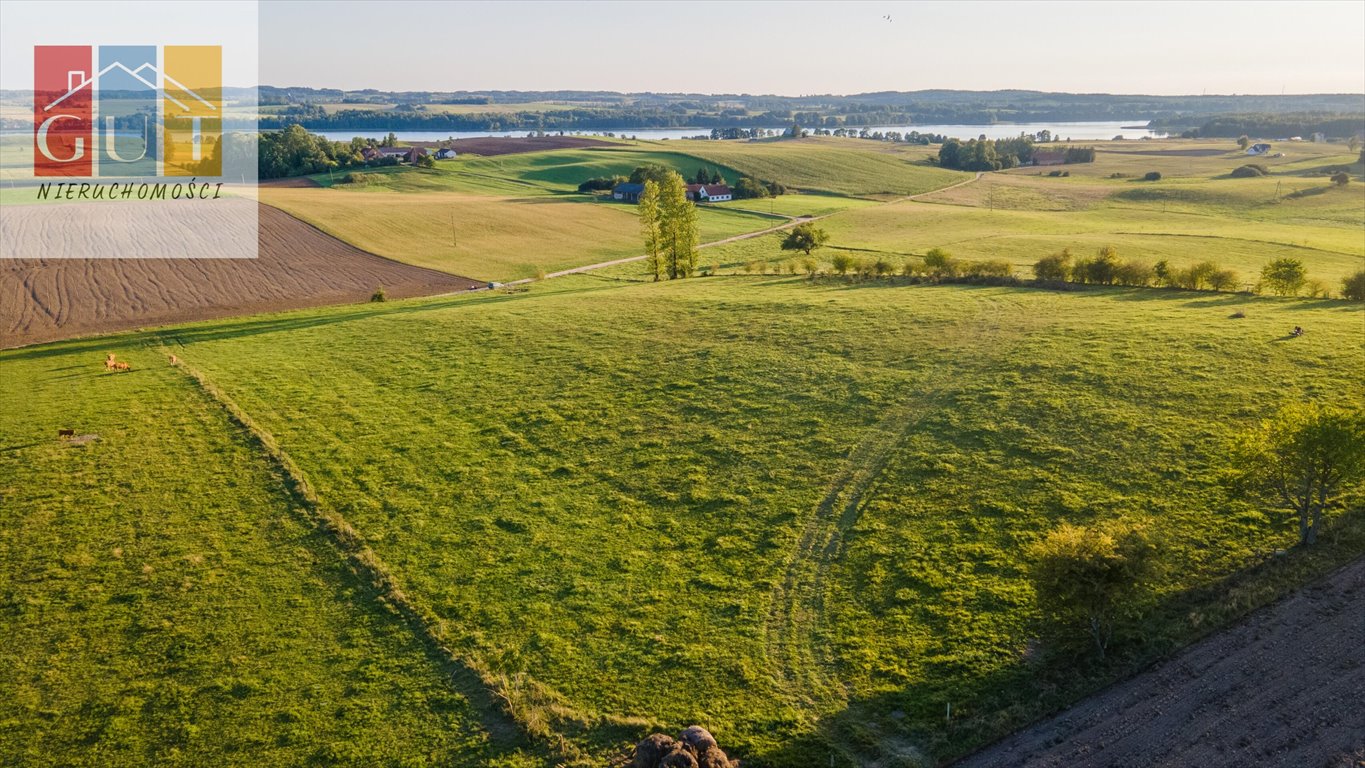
left=315, top=120, right=1167, bottom=144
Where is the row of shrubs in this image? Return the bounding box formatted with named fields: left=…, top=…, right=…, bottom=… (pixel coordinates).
left=735, top=247, right=1365, bottom=301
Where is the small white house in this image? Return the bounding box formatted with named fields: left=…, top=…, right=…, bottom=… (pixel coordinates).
left=435, top=148, right=457, bottom=159
left=685, top=183, right=732, bottom=202
left=1246, top=143, right=1272, bottom=155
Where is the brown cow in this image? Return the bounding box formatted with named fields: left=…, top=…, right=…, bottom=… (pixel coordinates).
left=57, top=429, right=75, bottom=438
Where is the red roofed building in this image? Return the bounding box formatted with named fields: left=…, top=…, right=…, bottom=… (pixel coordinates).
left=684, top=183, right=732, bottom=202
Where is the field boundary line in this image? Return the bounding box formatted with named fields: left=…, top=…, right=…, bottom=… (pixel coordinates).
left=161, top=350, right=614, bottom=765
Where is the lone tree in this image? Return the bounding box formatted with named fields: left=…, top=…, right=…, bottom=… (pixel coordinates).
left=1236, top=135, right=1251, bottom=150
left=1331, top=171, right=1350, bottom=187
left=781, top=222, right=829, bottom=256
left=1230, top=404, right=1365, bottom=546
left=1261, top=258, right=1308, bottom=296
left=1031, top=522, right=1156, bottom=659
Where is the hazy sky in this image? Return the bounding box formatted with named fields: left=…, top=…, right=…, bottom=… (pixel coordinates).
left=259, top=0, right=1365, bottom=95
left=3, top=1, right=1363, bottom=94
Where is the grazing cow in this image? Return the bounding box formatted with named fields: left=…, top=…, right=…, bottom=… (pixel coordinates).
left=105, top=353, right=116, bottom=370
left=168, top=354, right=179, bottom=365
left=57, top=429, right=75, bottom=438
left=113, top=361, right=130, bottom=371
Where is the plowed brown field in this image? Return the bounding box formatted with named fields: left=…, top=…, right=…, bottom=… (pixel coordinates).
left=956, top=557, right=1365, bottom=768
left=0, top=204, right=480, bottom=349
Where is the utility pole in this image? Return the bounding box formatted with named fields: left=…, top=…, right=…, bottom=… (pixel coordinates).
left=451, top=211, right=457, bottom=247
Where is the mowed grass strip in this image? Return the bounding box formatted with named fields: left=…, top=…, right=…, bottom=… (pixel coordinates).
left=125, top=277, right=1363, bottom=764
left=0, top=345, right=538, bottom=767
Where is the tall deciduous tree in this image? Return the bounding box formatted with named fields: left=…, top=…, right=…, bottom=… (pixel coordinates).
left=1230, top=404, right=1365, bottom=546
left=659, top=172, right=699, bottom=279
left=638, top=180, right=664, bottom=282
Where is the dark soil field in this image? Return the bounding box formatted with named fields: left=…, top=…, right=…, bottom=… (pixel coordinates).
left=409, top=135, right=616, bottom=155
left=0, top=205, right=480, bottom=349
left=956, top=557, right=1365, bottom=768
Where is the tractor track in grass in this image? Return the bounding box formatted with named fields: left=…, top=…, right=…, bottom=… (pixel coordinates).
left=763, top=292, right=1019, bottom=715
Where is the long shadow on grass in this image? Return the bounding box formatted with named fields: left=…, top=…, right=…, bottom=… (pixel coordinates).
left=759, top=510, right=1365, bottom=768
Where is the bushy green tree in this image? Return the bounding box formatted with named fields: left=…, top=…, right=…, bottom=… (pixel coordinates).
left=1030, top=522, right=1157, bottom=658
left=1261, top=258, right=1308, bottom=296
left=830, top=253, right=854, bottom=275
left=733, top=177, right=771, bottom=199
left=781, top=222, right=830, bottom=256
left=922, top=247, right=957, bottom=278
left=629, top=163, right=674, bottom=185
left=1342, top=270, right=1365, bottom=302
left=1230, top=404, right=1365, bottom=546
left=1033, top=249, right=1072, bottom=282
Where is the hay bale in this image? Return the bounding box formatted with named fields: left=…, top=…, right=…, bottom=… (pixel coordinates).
left=679, top=726, right=718, bottom=754
left=659, top=749, right=699, bottom=768
left=633, top=734, right=678, bottom=768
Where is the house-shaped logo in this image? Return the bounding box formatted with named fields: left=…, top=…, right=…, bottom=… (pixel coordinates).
left=33, top=45, right=221, bottom=178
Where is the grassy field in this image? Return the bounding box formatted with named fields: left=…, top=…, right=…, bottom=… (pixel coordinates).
left=673, top=136, right=970, bottom=198
left=261, top=143, right=933, bottom=280
left=261, top=185, right=778, bottom=281
left=600, top=139, right=1364, bottom=287
left=5, top=274, right=1361, bottom=766
left=0, top=342, right=539, bottom=767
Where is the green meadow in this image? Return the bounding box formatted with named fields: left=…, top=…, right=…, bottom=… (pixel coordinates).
left=4, top=273, right=1362, bottom=766
left=4, top=135, right=1364, bottom=766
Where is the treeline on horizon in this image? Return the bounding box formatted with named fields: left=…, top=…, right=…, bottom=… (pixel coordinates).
left=1153, top=112, right=1365, bottom=138
left=253, top=87, right=1365, bottom=134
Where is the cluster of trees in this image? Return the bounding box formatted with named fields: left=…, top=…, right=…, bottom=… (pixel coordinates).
left=638, top=171, right=700, bottom=281
left=733, top=176, right=787, bottom=199
left=577, top=175, right=626, bottom=193
left=938, top=138, right=1098, bottom=171
left=259, top=125, right=399, bottom=179
left=692, top=168, right=726, bottom=185
left=1033, top=402, right=1364, bottom=659
left=1158, top=113, right=1365, bottom=139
